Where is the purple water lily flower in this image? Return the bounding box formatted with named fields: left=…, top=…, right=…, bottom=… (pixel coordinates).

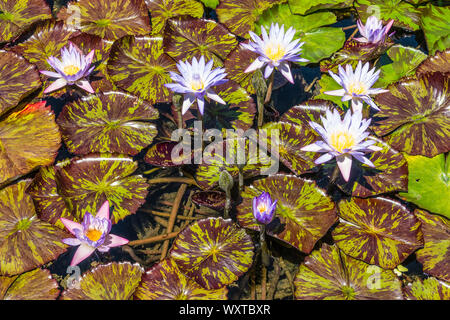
left=253, top=192, right=277, bottom=225
left=301, top=108, right=382, bottom=182
left=40, top=42, right=95, bottom=94
left=60, top=201, right=129, bottom=266
left=165, top=56, right=228, bottom=115
left=242, top=23, right=308, bottom=84
left=355, top=15, right=394, bottom=44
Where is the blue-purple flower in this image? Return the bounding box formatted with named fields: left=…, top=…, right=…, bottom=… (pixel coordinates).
left=301, top=108, right=382, bottom=182
left=40, top=42, right=95, bottom=94
left=242, top=23, right=308, bottom=83
left=165, top=56, right=228, bottom=115
left=60, top=201, right=129, bottom=266
left=355, top=16, right=394, bottom=44
left=252, top=192, right=277, bottom=225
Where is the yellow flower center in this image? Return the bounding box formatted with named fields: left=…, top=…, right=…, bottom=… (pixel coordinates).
left=191, top=74, right=204, bottom=91
left=348, top=81, right=366, bottom=95
left=329, top=131, right=356, bottom=153
left=264, top=42, right=286, bottom=62
left=85, top=229, right=103, bottom=242
left=63, top=64, right=80, bottom=76
left=258, top=204, right=267, bottom=214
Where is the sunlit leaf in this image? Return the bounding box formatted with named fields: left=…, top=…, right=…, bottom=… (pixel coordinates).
left=313, top=74, right=346, bottom=107
left=61, top=262, right=144, bottom=300
left=199, top=0, right=219, bottom=9
left=170, top=217, right=254, bottom=290
left=223, top=44, right=259, bottom=95
left=144, top=141, right=192, bottom=167
left=404, top=277, right=450, bottom=300
left=420, top=4, right=450, bottom=55
left=134, top=258, right=228, bottom=300
left=416, top=48, right=450, bottom=76
left=301, top=27, right=346, bottom=64
left=288, top=0, right=352, bottom=15
left=237, top=175, right=337, bottom=254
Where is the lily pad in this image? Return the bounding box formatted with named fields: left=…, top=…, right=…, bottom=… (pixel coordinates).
left=0, top=181, right=69, bottom=276
left=0, top=101, right=61, bottom=185
left=301, top=27, right=346, bottom=64
left=163, top=18, right=238, bottom=67
left=398, top=154, right=450, bottom=219
left=314, top=74, right=346, bottom=107
left=57, top=92, right=159, bottom=156
left=191, top=191, right=226, bottom=210
left=56, top=153, right=149, bottom=224
left=61, top=262, right=144, bottom=300
left=420, top=4, right=450, bottom=55
left=0, top=268, right=59, bottom=300
left=134, top=258, right=228, bottom=300
left=236, top=175, right=337, bottom=254
left=107, top=36, right=177, bottom=104
left=0, top=0, right=52, bottom=42
left=294, top=243, right=404, bottom=299
left=414, top=209, right=450, bottom=282
left=416, top=48, right=450, bottom=76
left=288, top=0, right=352, bottom=15
left=144, top=141, right=193, bottom=167
left=372, top=73, right=450, bottom=157
left=404, top=277, right=450, bottom=300
left=0, top=51, right=41, bottom=116
left=145, top=0, right=204, bottom=35
left=334, top=197, right=423, bottom=269
left=170, top=217, right=254, bottom=290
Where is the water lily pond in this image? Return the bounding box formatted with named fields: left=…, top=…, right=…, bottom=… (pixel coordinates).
left=0, top=0, right=449, bottom=301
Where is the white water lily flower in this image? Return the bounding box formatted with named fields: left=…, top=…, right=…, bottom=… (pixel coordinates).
left=324, top=61, right=388, bottom=112
left=301, top=108, right=382, bottom=182
left=355, top=15, right=394, bottom=44
left=242, top=23, right=308, bottom=83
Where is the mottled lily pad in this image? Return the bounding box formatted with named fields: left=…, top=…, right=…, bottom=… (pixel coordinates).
left=416, top=48, right=450, bottom=76
left=334, top=197, right=423, bottom=269
left=144, top=141, right=193, bottom=167
left=0, top=102, right=61, bottom=185
left=372, top=73, right=450, bottom=157
left=134, top=258, right=228, bottom=300
left=61, top=262, right=144, bottom=300
left=170, top=217, right=254, bottom=290
left=294, top=243, right=404, bottom=299
left=237, top=175, right=337, bottom=254
left=57, top=92, right=159, bottom=156
left=191, top=191, right=226, bottom=210
left=404, top=277, right=450, bottom=300
left=414, top=209, right=450, bottom=282
left=420, top=4, right=450, bottom=55
left=0, top=268, right=59, bottom=300
left=0, top=181, right=69, bottom=276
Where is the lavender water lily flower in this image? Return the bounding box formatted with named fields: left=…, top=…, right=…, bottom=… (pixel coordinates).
left=355, top=15, right=394, bottom=44
left=165, top=56, right=228, bottom=115
left=60, top=201, right=129, bottom=266
left=40, top=42, right=95, bottom=94
left=242, top=23, right=308, bottom=83
left=253, top=192, right=277, bottom=225
left=324, top=61, right=388, bottom=112
left=301, top=109, right=382, bottom=182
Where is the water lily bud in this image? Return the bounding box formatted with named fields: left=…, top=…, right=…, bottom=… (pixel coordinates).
left=252, top=192, right=277, bottom=225
left=219, top=170, right=234, bottom=193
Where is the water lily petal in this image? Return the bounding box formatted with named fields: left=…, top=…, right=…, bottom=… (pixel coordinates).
left=336, top=154, right=353, bottom=182
left=43, top=78, right=67, bottom=93
left=96, top=201, right=110, bottom=220
left=76, top=80, right=95, bottom=93
left=60, top=218, right=83, bottom=235
left=70, top=243, right=96, bottom=266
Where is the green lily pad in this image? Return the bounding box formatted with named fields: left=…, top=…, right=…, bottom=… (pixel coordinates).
left=61, top=262, right=144, bottom=300
left=0, top=51, right=41, bottom=116
left=372, top=73, right=450, bottom=157
left=414, top=209, right=450, bottom=282
left=294, top=243, right=404, bottom=300
left=288, top=0, right=352, bottom=15
left=0, top=102, right=61, bottom=185
left=107, top=36, right=177, bottom=104
left=398, top=154, right=450, bottom=219
left=416, top=48, right=450, bottom=76
left=163, top=18, right=238, bottom=67
left=56, top=153, right=149, bottom=224
left=170, top=217, right=254, bottom=290
left=199, top=0, right=219, bottom=9
left=0, top=268, right=60, bottom=300
left=420, top=4, right=450, bottom=55
left=314, top=74, right=346, bottom=107
left=236, top=175, right=337, bottom=254
left=301, top=27, right=346, bottom=64
left=404, top=277, right=450, bottom=300
left=57, top=92, right=159, bottom=156
left=334, top=197, right=423, bottom=269
left=134, top=258, right=228, bottom=300
left=0, top=0, right=52, bottom=42
left=0, top=181, right=69, bottom=276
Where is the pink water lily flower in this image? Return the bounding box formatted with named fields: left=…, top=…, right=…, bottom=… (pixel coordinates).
left=355, top=15, right=394, bottom=44
left=40, top=42, right=95, bottom=94
left=60, top=201, right=129, bottom=266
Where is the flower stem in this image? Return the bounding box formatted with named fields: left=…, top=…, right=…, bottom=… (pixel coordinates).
left=260, top=224, right=271, bottom=268
left=264, top=72, right=275, bottom=105
left=172, top=94, right=183, bottom=130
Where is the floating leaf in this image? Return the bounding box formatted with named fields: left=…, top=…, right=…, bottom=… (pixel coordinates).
left=223, top=44, right=259, bottom=94
left=314, top=74, right=346, bottom=107
left=145, top=0, right=204, bottom=35
left=0, top=181, right=69, bottom=276
left=237, top=175, right=337, bottom=254
left=0, top=102, right=61, bottom=185
left=294, top=243, right=404, bottom=300
left=57, top=92, right=159, bottom=156
left=56, top=153, right=149, bottom=224
left=420, top=4, right=450, bottom=55
left=170, top=217, right=254, bottom=290
left=144, top=141, right=193, bottom=167
left=334, top=197, right=423, bottom=269
left=0, top=0, right=51, bottom=42
left=414, top=209, right=450, bottom=282
left=301, top=27, right=346, bottom=64
left=163, top=18, right=238, bottom=67
left=107, top=36, right=177, bottom=103
left=191, top=191, right=226, bottom=210
left=416, top=49, right=450, bottom=76
left=134, top=258, right=228, bottom=300
left=288, top=0, right=352, bottom=15
left=61, top=262, right=143, bottom=300
left=404, top=277, right=450, bottom=300
left=199, top=0, right=219, bottom=9
left=0, top=268, right=59, bottom=300
left=399, top=154, right=450, bottom=219
left=372, top=73, right=450, bottom=157
left=0, top=51, right=41, bottom=116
